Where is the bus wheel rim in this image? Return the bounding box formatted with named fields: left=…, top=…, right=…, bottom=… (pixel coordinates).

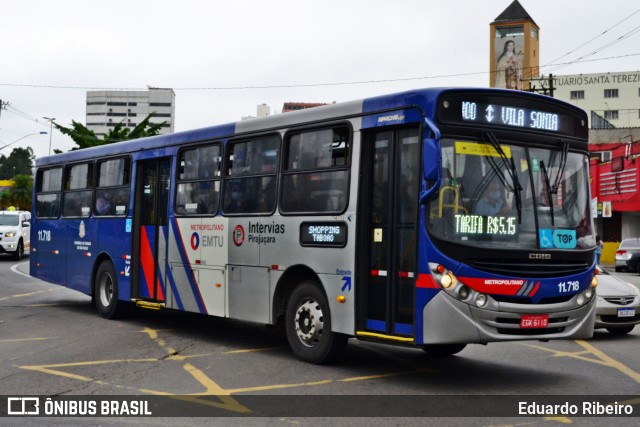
left=99, top=274, right=113, bottom=308
left=294, top=299, right=324, bottom=347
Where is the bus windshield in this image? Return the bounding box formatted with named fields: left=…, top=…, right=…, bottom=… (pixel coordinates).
left=427, top=138, right=594, bottom=251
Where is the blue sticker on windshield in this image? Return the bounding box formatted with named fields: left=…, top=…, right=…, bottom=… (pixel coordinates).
left=539, top=229, right=554, bottom=249
left=553, top=229, right=576, bottom=249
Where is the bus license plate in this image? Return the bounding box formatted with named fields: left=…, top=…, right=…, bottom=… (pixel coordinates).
left=520, top=314, right=549, bottom=328
left=618, top=308, right=635, bottom=318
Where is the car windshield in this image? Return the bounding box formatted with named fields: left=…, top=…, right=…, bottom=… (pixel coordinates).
left=427, top=138, right=594, bottom=251
left=0, top=215, right=19, bottom=226
left=620, top=239, right=640, bottom=249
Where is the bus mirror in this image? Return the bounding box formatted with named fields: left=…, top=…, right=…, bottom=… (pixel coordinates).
left=423, top=138, right=440, bottom=181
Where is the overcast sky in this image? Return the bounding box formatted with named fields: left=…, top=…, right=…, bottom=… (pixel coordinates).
left=1, top=0, right=639, bottom=159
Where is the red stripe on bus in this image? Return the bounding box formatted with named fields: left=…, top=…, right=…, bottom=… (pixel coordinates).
left=416, top=274, right=439, bottom=289
left=529, top=282, right=540, bottom=297
left=140, top=227, right=156, bottom=299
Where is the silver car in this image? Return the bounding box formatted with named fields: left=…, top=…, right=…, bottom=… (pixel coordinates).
left=615, top=238, right=640, bottom=272
left=595, top=266, right=640, bottom=334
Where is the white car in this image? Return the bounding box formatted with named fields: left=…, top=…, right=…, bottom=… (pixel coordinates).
left=595, top=265, right=640, bottom=335
left=0, top=210, right=31, bottom=260
left=615, top=238, right=640, bottom=272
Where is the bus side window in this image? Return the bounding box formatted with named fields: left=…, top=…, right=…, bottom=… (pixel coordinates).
left=281, top=126, right=351, bottom=214
left=35, top=167, right=63, bottom=219
left=222, top=135, right=280, bottom=215
left=63, top=162, right=93, bottom=218
left=175, top=143, right=221, bottom=216
left=95, top=157, right=131, bottom=217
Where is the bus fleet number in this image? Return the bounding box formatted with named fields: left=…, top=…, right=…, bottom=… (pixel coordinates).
left=557, top=281, right=579, bottom=293
left=38, top=230, right=52, bottom=242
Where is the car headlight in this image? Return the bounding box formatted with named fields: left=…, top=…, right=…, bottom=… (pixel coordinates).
left=4, top=232, right=16, bottom=238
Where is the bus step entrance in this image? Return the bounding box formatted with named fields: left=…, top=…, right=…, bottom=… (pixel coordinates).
left=134, top=300, right=165, bottom=310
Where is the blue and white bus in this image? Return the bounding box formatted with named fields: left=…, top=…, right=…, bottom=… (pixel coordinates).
left=30, top=88, right=597, bottom=363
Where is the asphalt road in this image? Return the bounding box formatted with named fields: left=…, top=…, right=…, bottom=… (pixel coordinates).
left=0, top=257, right=638, bottom=426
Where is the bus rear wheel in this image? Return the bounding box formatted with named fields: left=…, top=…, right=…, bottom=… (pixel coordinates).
left=285, top=281, right=347, bottom=364
left=94, top=260, right=128, bottom=319
left=422, top=343, right=467, bottom=356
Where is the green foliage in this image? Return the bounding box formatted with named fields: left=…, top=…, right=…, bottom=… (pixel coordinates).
left=0, top=147, right=35, bottom=179
left=8, top=174, right=33, bottom=210
left=53, top=113, right=167, bottom=150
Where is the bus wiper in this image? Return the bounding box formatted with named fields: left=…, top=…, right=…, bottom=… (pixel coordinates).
left=482, top=131, right=523, bottom=223
left=540, top=160, right=555, bottom=227
left=550, top=140, right=569, bottom=194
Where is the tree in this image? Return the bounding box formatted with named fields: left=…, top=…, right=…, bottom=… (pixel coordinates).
left=0, top=147, right=35, bottom=179
left=53, top=113, right=167, bottom=150
left=0, top=190, right=10, bottom=209
left=9, top=174, right=33, bottom=210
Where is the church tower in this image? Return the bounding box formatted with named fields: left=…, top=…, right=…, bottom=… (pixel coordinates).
left=490, top=0, right=540, bottom=90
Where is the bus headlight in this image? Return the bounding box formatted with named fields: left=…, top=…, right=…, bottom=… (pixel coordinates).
left=457, top=286, right=470, bottom=300
left=440, top=272, right=457, bottom=289
left=475, top=293, right=487, bottom=308
left=576, top=288, right=595, bottom=306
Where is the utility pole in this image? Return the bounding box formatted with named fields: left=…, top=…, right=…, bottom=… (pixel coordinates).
left=0, top=99, right=6, bottom=125
left=523, top=74, right=555, bottom=97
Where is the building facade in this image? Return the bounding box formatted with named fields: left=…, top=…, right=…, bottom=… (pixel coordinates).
left=86, top=88, right=175, bottom=137
left=282, top=102, right=328, bottom=113
left=553, top=71, right=640, bottom=129
left=489, top=0, right=539, bottom=90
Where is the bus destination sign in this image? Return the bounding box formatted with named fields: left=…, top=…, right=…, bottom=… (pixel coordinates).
left=461, top=101, right=560, bottom=132
left=437, top=93, right=588, bottom=139
left=300, top=222, right=347, bottom=247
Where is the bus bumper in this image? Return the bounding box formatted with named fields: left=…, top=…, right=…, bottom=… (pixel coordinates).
left=422, top=291, right=596, bottom=344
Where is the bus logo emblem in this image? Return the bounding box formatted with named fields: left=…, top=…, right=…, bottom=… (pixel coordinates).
left=190, top=232, right=200, bottom=250
left=233, top=225, right=245, bottom=246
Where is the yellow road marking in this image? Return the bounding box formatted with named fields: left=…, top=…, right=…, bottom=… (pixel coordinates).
left=222, top=346, right=287, bottom=354
left=522, top=340, right=640, bottom=384
left=575, top=339, right=640, bottom=384
left=21, top=358, right=158, bottom=383
left=0, top=288, right=59, bottom=301
left=0, top=337, right=58, bottom=343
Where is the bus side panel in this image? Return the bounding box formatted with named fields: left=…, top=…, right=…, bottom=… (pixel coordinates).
left=166, top=217, right=202, bottom=313
left=65, top=219, right=97, bottom=294
left=30, top=219, right=67, bottom=285
left=97, top=218, right=133, bottom=301
left=258, top=214, right=357, bottom=335
left=138, top=225, right=165, bottom=301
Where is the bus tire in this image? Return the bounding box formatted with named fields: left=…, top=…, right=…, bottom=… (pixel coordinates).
left=285, top=281, right=347, bottom=364
left=422, top=343, right=467, bottom=357
left=13, top=239, right=24, bottom=261
left=605, top=325, right=634, bottom=335
left=94, top=260, right=128, bottom=319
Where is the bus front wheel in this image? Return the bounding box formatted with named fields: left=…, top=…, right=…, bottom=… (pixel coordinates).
left=285, top=281, right=347, bottom=364
left=94, top=261, right=128, bottom=319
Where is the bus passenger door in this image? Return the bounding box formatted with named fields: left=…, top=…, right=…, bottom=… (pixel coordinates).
left=132, top=158, right=171, bottom=303
left=358, top=127, right=420, bottom=338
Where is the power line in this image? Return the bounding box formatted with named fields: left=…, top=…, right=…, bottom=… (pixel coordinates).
left=4, top=104, right=49, bottom=128
left=546, top=23, right=640, bottom=74
left=0, top=52, right=638, bottom=94
left=543, top=7, right=640, bottom=67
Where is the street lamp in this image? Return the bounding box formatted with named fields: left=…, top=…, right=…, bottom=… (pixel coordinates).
left=43, top=117, right=56, bottom=155
left=0, top=131, right=48, bottom=152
